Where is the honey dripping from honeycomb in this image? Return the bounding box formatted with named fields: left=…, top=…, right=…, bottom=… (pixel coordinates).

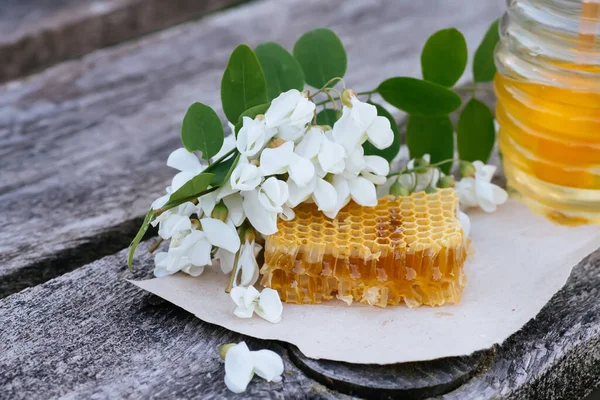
left=260, top=188, right=468, bottom=308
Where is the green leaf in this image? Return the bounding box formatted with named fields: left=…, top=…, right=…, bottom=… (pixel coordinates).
left=421, top=28, right=468, bottom=87
left=181, top=102, right=224, bottom=160
left=316, top=109, right=341, bottom=127
left=457, top=98, right=495, bottom=163
left=362, top=103, right=401, bottom=163
left=255, top=42, right=305, bottom=100
left=205, top=152, right=240, bottom=186
left=378, top=77, right=461, bottom=116
left=221, top=44, right=268, bottom=123
left=165, top=172, right=215, bottom=207
left=127, top=209, right=156, bottom=268
left=473, top=19, right=500, bottom=82
left=406, top=115, right=454, bottom=174
left=234, top=103, right=271, bottom=134
left=293, top=28, right=347, bottom=88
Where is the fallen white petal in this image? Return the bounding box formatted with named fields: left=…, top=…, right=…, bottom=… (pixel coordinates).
left=251, top=350, right=284, bottom=382
left=224, top=342, right=254, bottom=394
left=255, top=288, right=283, bottom=323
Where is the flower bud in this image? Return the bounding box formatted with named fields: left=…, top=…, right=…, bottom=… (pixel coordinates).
left=413, top=157, right=430, bottom=169
left=437, top=175, right=456, bottom=188
left=460, top=161, right=476, bottom=178
left=268, top=137, right=286, bottom=149
left=341, top=89, right=357, bottom=107
left=211, top=201, right=229, bottom=222
left=239, top=223, right=257, bottom=243
left=389, top=181, right=411, bottom=196
left=424, top=186, right=437, bottom=194
left=218, top=343, right=236, bottom=360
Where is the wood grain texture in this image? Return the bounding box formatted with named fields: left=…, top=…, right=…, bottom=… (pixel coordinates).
left=0, top=0, right=505, bottom=298
left=0, top=242, right=347, bottom=400
left=1, top=240, right=599, bottom=399
left=0, top=0, right=247, bottom=83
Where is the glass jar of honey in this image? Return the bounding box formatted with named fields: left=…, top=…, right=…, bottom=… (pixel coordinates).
left=495, top=0, right=600, bottom=225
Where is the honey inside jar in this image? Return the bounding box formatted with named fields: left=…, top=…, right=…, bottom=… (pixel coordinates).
left=495, top=72, right=600, bottom=190
left=495, top=0, right=600, bottom=225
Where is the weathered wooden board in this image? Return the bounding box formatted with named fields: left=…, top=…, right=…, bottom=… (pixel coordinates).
left=0, top=0, right=247, bottom=83
left=0, top=0, right=505, bottom=298
left=1, top=235, right=599, bottom=398
left=0, top=242, right=344, bottom=400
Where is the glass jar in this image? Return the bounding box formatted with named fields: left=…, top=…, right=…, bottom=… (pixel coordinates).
left=495, top=0, right=600, bottom=225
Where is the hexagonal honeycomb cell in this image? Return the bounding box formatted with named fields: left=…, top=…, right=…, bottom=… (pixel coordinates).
left=260, top=188, right=468, bottom=308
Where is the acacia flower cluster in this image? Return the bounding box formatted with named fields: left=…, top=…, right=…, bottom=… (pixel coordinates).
left=147, top=88, right=394, bottom=319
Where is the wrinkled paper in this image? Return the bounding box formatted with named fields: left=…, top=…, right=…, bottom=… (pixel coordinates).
left=131, top=200, right=600, bottom=364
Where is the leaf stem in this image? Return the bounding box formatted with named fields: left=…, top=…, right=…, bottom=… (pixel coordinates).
left=387, top=158, right=457, bottom=177
left=209, top=148, right=237, bottom=167
left=148, top=238, right=164, bottom=253
left=155, top=186, right=219, bottom=217
left=225, top=251, right=241, bottom=293
left=314, top=88, right=377, bottom=106
left=309, top=77, right=345, bottom=99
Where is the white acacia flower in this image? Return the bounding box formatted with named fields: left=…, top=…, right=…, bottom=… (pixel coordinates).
left=321, top=148, right=389, bottom=218
left=230, top=159, right=263, bottom=191
left=397, top=154, right=440, bottom=192
left=167, top=148, right=206, bottom=191
left=235, top=240, right=262, bottom=287
left=259, top=141, right=315, bottom=187
left=455, top=161, right=508, bottom=212
left=151, top=186, right=173, bottom=210
left=332, top=95, right=394, bottom=153
left=236, top=117, right=274, bottom=157
left=230, top=285, right=260, bottom=318
left=198, top=192, right=246, bottom=228
left=458, top=210, right=471, bottom=238
left=295, top=127, right=346, bottom=174
left=223, top=342, right=284, bottom=394
left=255, top=288, right=283, bottom=323
left=265, top=89, right=315, bottom=142
left=242, top=178, right=289, bottom=236
left=286, top=175, right=337, bottom=213
left=230, top=286, right=283, bottom=323
left=258, top=177, right=289, bottom=213
left=153, top=218, right=240, bottom=278
left=151, top=202, right=196, bottom=239
left=212, top=132, right=237, bottom=162
left=362, top=155, right=390, bottom=185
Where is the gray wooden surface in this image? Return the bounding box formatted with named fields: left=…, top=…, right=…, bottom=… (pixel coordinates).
left=3, top=0, right=600, bottom=398
left=0, top=0, right=246, bottom=83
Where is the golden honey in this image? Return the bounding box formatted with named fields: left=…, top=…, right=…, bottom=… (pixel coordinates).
left=495, top=0, right=600, bottom=225
left=261, top=189, right=467, bottom=308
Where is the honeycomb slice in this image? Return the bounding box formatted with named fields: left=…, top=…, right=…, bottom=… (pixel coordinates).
left=260, top=188, right=468, bottom=308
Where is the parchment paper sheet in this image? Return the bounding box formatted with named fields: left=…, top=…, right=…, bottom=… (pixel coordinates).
left=131, top=200, right=600, bottom=364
